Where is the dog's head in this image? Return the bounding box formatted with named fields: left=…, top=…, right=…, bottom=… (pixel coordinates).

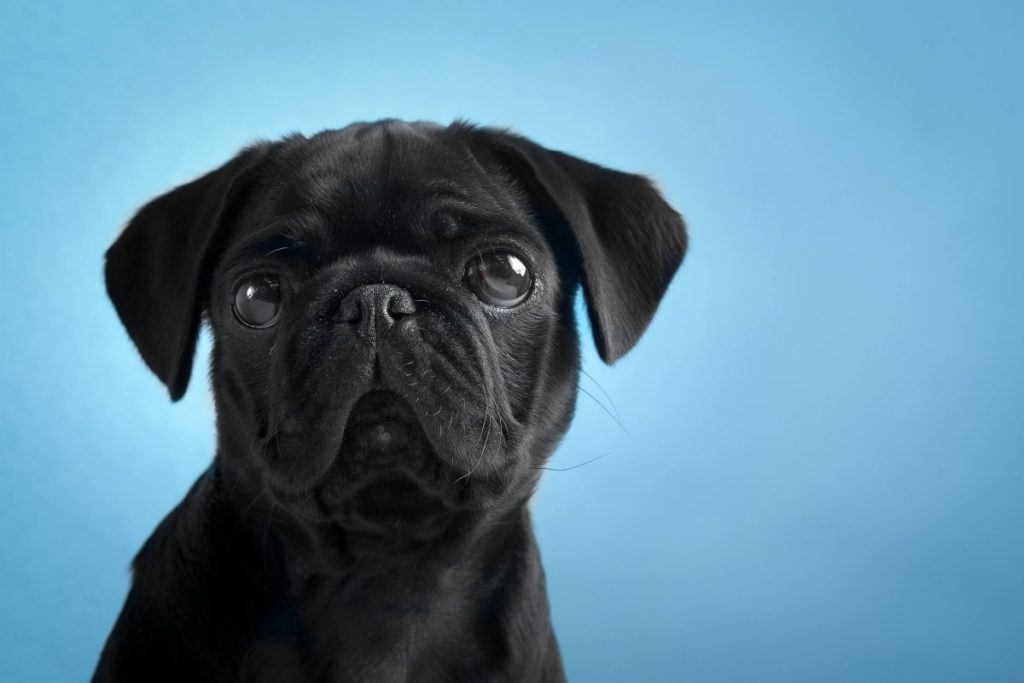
left=106, top=120, right=686, bottom=537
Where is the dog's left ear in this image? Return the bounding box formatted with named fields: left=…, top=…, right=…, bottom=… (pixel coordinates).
left=106, top=143, right=271, bottom=400
left=468, top=129, right=688, bottom=363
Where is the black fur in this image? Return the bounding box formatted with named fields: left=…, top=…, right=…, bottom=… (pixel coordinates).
left=96, top=120, right=686, bottom=682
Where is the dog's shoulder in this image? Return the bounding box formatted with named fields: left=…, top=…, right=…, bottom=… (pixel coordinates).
left=131, top=468, right=219, bottom=593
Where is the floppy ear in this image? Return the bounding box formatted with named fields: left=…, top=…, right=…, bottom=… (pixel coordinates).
left=469, top=129, right=688, bottom=363
left=105, top=144, right=270, bottom=400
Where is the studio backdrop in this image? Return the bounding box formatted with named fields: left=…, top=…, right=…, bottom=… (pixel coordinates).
left=1, top=1, right=1021, bottom=681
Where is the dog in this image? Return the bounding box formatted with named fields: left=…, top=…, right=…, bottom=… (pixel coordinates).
left=93, top=120, right=687, bottom=682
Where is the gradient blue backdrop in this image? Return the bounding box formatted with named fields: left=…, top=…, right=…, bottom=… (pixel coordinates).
left=2, top=1, right=1022, bottom=681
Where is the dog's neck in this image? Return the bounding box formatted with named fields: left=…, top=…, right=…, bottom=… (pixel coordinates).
left=187, top=459, right=559, bottom=680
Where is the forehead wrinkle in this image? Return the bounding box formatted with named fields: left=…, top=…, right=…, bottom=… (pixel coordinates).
left=452, top=134, right=531, bottom=215
left=258, top=122, right=540, bottom=255
left=433, top=206, right=540, bottom=243
left=228, top=211, right=329, bottom=259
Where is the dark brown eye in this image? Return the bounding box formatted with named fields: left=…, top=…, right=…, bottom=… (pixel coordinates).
left=232, top=274, right=282, bottom=328
left=464, top=251, right=533, bottom=307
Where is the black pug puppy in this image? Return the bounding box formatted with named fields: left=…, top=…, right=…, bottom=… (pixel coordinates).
left=94, top=120, right=686, bottom=682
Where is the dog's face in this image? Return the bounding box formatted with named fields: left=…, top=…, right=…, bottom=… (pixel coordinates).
left=106, top=120, right=686, bottom=538
left=207, top=123, right=584, bottom=530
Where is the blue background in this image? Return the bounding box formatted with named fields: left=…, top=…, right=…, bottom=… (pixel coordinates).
left=1, top=1, right=1021, bottom=681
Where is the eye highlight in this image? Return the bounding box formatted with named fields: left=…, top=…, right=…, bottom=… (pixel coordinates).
left=464, top=251, right=533, bottom=307
left=232, top=274, right=282, bottom=328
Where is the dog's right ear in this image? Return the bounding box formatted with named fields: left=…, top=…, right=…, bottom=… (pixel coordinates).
left=105, top=144, right=271, bottom=401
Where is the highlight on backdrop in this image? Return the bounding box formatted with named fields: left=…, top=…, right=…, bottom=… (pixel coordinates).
left=1, top=2, right=1021, bottom=682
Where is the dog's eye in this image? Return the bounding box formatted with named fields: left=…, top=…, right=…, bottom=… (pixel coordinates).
left=464, top=251, right=532, bottom=307
left=233, top=274, right=282, bottom=328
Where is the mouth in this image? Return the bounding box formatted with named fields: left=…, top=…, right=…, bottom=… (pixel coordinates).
left=343, top=389, right=424, bottom=455
left=328, top=388, right=441, bottom=476
left=309, top=389, right=460, bottom=530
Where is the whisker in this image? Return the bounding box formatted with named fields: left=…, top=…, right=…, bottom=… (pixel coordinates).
left=533, top=452, right=611, bottom=472
left=242, top=489, right=266, bottom=516
left=578, top=386, right=631, bottom=436
left=580, top=367, right=621, bottom=422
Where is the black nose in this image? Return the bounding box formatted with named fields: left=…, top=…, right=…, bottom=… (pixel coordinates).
left=336, top=284, right=416, bottom=340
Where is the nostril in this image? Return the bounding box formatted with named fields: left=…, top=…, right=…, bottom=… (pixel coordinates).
left=387, top=293, right=416, bottom=320
left=338, top=299, right=362, bottom=324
